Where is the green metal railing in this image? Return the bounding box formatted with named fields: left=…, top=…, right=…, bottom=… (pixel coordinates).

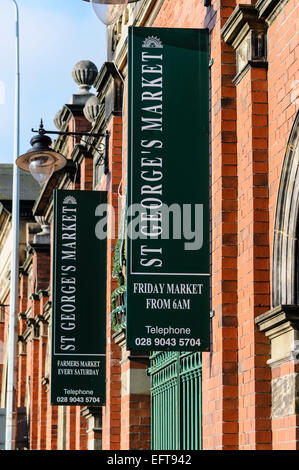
left=148, top=351, right=202, bottom=450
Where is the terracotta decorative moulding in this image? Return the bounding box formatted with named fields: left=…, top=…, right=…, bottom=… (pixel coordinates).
left=255, top=304, right=299, bottom=367
left=221, top=4, right=267, bottom=84
left=256, top=0, right=290, bottom=25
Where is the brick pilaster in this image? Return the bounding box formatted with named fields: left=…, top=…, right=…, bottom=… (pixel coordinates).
left=236, top=65, right=271, bottom=450
left=99, top=116, right=123, bottom=450
left=37, top=311, right=48, bottom=450
left=65, top=406, right=77, bottom=450
left=27, top=336, right=39, bottom=449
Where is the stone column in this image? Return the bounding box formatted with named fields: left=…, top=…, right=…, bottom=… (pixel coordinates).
left=256, top=305, right=299, bottom=450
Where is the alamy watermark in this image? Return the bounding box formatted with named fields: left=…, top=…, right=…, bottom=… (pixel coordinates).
left=95, top=201, right=205, bottom=251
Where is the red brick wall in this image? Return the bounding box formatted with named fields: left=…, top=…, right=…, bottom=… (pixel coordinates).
left=119, top=354, right=151, bottom=450
left=27, top=337, right=39, bottom=449
left=152, top=0, right=239, bottom=451
left=121, top=393, right=151, bottom=449
left=17, top=275, right=27, bottom=409
left=76, top=407, right=88, bottom=449
left=68, top=116, right=92, bottom=154
left=150, top=0, right=297, bottom=450
left=149, top=0, right=297, bottom=450
left=267, top=0, right=298, bottom=285
left=65, top=407, right=77, bottom=449
left=98, top=116, right=123, bottom=450
left=46, top=404, right=58, bottom=450
left=37, top=323, right=48, bottom=449
left=266, top=0, right=299, bottom=450
left=236, top=65, right=271, bottom=450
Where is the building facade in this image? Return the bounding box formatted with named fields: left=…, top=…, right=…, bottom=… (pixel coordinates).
left=0, top=165, right=39, bottom=449
left=0, top=0, right=298, bottom=451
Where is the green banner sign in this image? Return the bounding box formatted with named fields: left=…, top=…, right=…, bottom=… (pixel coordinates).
left=51, top=190, right=107, bottom=405
left=127, top=27, right=210, bottom=351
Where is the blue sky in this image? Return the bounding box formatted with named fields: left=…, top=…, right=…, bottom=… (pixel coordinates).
left=0, top=0, right=107, bottom=164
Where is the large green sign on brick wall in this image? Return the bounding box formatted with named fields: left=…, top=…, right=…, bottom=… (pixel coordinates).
left=51, top=190, right=107, bottom=405
left=126, top=27, right=210, bottom=351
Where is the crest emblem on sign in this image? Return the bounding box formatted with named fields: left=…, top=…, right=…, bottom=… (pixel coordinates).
left=142, top=36, right=163, bottom=48
left=63, top=195, right=77, bottom=205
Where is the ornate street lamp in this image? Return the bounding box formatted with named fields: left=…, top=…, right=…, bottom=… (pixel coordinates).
left=16, top=120, right=110, bottom=186
left=16, top=122, right=67, bottom=186
left=91, top=0, right=128, bottom=25
left=83, top=0, right=140, bottom=26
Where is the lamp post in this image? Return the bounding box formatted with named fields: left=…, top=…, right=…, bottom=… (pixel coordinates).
left=5, top=0, right=20, bottom=451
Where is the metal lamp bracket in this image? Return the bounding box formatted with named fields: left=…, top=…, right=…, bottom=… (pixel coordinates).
left=31, top=120, right=110, bottom=175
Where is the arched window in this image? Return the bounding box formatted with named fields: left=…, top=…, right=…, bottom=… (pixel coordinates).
left=272, top=110, right=299, bottom=307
